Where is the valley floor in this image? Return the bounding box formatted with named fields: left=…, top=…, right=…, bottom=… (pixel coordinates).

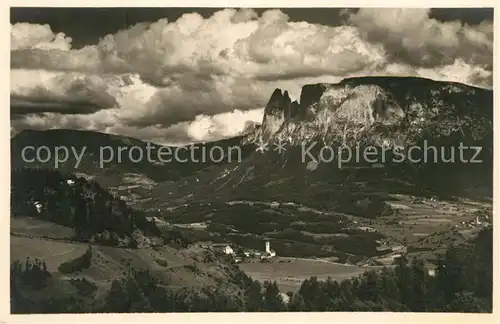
left=238, top=257, right=371, bottom=293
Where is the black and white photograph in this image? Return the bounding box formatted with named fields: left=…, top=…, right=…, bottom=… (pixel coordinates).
left=8, top=5, right=495, bottom=316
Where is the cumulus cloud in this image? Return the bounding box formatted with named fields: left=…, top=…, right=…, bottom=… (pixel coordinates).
left=10, top=8, right=493, bottom=143
left=11, top=9, right=386, bottom=82
left=349, top=8, right=493, bottom=70
left=11, top=23, right=73, bottom=51
left=182, top=108, right=263, bottom=142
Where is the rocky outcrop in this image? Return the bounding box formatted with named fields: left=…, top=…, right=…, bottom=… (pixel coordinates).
left=248, top=76, right=493, bottom=150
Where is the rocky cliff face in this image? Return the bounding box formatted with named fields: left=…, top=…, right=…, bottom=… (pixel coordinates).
left=247, top=76, right=493, bottom=149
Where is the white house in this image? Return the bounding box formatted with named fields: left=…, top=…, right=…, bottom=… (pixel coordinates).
left=223, top=245, right=234, bottom=255
left=33, top=201, right=43, bottom=214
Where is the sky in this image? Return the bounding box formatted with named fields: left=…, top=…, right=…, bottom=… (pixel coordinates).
left=10, top=7, right=494, bottom=145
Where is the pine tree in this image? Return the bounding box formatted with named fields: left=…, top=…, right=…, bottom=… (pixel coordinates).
left=299, top=276, right=322, bottom=310
left=472, top=228, right=492, bottom=305
left=394, top=254, right=413, bottom=308
left=358, top=270, right=380, bottom=302
left=378, top=267, right=399, bottom=302
left=263, top=281, right=285, bottom=312
left=288, top=293, right=306, bottom=311
left=436, top=246, right=470, bottom=303
left=245, top=280, right=263, bottom=311
left=411, top=258, right=429, bottom=311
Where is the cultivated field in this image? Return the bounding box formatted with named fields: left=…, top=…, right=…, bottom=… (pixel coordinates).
left=238, top=257, right=370, bottom=293
left=11, top=236, right=89, bottom=272
left=11, top=217, right=74, bottom=240
left=371, top=192, right=491, bottom=262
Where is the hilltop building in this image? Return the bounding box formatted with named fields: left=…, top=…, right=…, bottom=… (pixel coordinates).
left=207, top=243, right=235, bottom=256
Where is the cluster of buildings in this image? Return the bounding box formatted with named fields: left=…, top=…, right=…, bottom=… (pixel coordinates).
left=208, top=241, right=277, bottom=263
left=457, top=215, right=491, bottom=229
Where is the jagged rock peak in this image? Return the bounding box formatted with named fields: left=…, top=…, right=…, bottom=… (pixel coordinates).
left=261, top=88, right=293, bottom=139
left=250, top=76, right=492, bottom=148
left=263, top=89, right=291, bottom=116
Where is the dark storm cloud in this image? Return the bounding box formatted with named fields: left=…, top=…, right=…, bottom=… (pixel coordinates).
left=11, top=97, right=105, bottom=115
left=430, top=8, right=493, bottom=24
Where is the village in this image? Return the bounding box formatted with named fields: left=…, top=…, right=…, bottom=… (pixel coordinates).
left=200, top=241, right=277, bottom=264
left=455, top=214, right=492, bottom=229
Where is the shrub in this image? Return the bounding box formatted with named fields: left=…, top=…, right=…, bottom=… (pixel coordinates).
left=154, top=258, right=169, bottom=267
left=58, top=246, right=92, bottom=274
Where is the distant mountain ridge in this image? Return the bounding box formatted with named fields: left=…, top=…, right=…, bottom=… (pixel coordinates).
left=11, top=128, right=255, bottom=188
